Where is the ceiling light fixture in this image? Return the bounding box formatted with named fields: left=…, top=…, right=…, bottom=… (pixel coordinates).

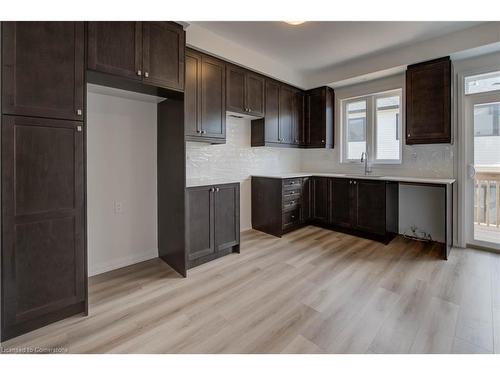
left=284, top=21, right=306, bottom=26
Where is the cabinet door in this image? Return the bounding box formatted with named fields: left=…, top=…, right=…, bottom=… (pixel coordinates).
left=312, top=177, right=330, bottom=223
left=142, top=22, right=185, bottom=91
left=186, top=186, right=215, bottom=261
left=201, top=55, right=226, bottom=139
left=1, top=115, right=86, bottom=341
left=294, top=90, right=305, bottom=145
left=214, top=184, right=240, bottom=251
left=305, top=88, right=326, bottom=147
left=406, top=57, right=451, bottom=144
left=301, top=177, right=312, bottom=222
left=279, top=85, right=295, bottom=144
left=87, top=21, right=142, bottom=80
left=226, top=65, right=246, bottom=113
left=2, top=22, right=84, bottom=121
left=246, top=73, right=265, bottom=117
left=331, top=178, right=352, bottom=228
left=184, top=49, right=201, bottom=137
left=353, top=180, right=386, bottom=235
left=264, top=79, right=281, bottom=143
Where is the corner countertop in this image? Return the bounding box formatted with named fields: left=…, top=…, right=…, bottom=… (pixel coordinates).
left=186, top=178, right=241, bottom=188
left=251, top=173, right=456, bottom=185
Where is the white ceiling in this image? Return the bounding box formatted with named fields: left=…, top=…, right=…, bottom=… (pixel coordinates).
left=192, top=21, right=483, bottom=74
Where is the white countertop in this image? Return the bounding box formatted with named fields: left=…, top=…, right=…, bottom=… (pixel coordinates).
left=186, top=178, right=241, bottom=188
left=251, top=172, right=455, bottom=185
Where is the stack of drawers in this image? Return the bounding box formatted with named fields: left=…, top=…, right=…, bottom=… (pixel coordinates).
left=282, top=178, right=302, bottom=231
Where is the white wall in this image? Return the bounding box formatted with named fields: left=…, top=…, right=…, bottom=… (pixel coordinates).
left=186, top=116, right=303, bottom=230
left=87, top=90, right=158, bottom=276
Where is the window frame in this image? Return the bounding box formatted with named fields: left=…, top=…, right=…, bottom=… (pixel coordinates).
left=341, top=88, right=403, bottom=165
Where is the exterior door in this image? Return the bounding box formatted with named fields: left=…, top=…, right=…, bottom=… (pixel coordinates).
left=465, top=90, right=500, bottom=250
left=87, top=21, right=142, bottom=80
left=2, top=22, right=84, bottom=121
left=1, top=115, right=86, bottom=341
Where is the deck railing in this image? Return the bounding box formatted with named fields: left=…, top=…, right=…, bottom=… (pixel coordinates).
left=474, top=166, right=500, bottom=227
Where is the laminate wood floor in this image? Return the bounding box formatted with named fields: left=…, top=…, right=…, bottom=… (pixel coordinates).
left=2, top=226, right=499, bottom=354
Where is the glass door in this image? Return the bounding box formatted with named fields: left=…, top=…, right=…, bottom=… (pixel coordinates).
left=465, top=82, right=500, bottom=249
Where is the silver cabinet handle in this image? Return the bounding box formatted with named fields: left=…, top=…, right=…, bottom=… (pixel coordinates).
left=408, top=132, right=411, bottom=137
left=76, top=109, right=82, bottom=116
left=353, top=181, right=357, bottom=185
left=291, top=215, right=295, bottom=219
left=216, top=187, right=220, bottom=192
left=76, top=125, right=82, bottom=132
left=144, top=72, right=149, bottom=78
left=137, top=70, right=142, bottom=76
left=201, top=130, right=206, bottom=134
left=321, top=139, right=325, bottom=143
left=210, top=187, right=215, bottom=192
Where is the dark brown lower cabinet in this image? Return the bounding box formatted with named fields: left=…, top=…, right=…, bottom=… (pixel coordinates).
left=186, top=183, right=240, bottom=268
left=252, top=176, right=399, bottom=243
left=1, top=115, right=86, bottom=341
left=311, top=177, right=330, bottom=225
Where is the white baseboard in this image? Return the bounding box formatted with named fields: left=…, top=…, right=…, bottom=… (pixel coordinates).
left=88, top=248, right=158, bottom=277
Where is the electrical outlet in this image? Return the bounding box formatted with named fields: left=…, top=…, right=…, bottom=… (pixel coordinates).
left=114, top=201, right=124, bottom=214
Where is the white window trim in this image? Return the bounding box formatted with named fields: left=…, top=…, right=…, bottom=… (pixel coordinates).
left=341, top=88, right=403, bottom=165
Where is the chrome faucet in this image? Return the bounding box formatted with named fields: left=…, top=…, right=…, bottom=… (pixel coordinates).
left=360, top=152, right=372, bottom=175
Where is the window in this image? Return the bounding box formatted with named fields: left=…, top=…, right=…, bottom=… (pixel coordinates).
left=465, top=71, right=500, bottom=95
left=345, top=100, right=367, bottom=160
left=342, top=89, right=402, bottom=164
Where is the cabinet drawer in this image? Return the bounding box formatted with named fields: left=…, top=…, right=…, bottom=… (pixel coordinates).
left=282, top=209, right=300, bottom=229
left=283, top=198, right=300, bottom=211
left=283, top=178, right=302, bottom=189
left=283, top=188, right=301, bottom=199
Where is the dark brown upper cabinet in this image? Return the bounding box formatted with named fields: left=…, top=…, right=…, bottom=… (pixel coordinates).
left=185, top=49, right=226, bottom=143
left=142, top=22, right=185, bottom=92
left=88, top=22, right=142, bottom=81
left=226, top=64, right=265, bottom=117
left=304, top=86, right=334, bottom=148
left=251, top=79, right=303, bottom=147
left=87, top=21, right=185, bottom=92
left=406, top=56, right=451, bottom=144
left=2, top=22, right=84, bottom=121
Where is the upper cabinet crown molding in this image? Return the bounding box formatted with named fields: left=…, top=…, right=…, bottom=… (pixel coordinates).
left=406, top=56, right=451, bottom=144
left=87, top=21, right=185, bottom=93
